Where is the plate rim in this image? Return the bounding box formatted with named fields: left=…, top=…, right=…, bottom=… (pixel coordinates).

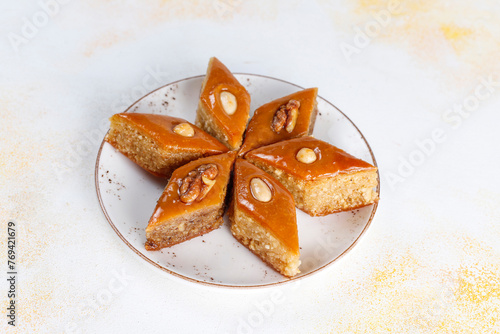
left=94, top=73, right=380, bottom=289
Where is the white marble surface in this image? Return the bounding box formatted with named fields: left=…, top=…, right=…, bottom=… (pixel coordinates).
left=1, top=1, right=499, bottom=333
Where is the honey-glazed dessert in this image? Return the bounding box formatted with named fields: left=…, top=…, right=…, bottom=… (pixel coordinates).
left=196, top=57, right=251, bottom=150
left=245, top=137, right=379, bottom=216
left=238, top=88, right=318, bottom=157
left=105, top=113, right=228, bottom=178
left=229, top=159, right=300, bottom=277
left=145, top=152, right=236, bottom=251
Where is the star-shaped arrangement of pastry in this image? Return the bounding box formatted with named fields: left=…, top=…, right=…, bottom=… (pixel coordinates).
left=105, top=58, right=379, bottom=277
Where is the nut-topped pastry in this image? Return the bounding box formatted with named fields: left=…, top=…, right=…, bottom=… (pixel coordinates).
left=229, top=159, right=300, bottom=277
left=245, top=137, right=379, bottom=216
left=145, top=152, right=236, bottom=251
left=238, top=88, right=318, bottom=157
left=196, top=57, right=251, bottom=150
left=105, top=113, right=228, bottom=178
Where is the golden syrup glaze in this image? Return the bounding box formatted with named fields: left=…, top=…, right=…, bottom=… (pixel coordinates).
left=111, top=113, right=229, bottom=153
left=146, top=152, right=236, bottom=232
left=238, top=88, right=318, bottom=157
left=245, top=137, right=377, bottom=181
left=199, top=57, right=251, bottom=148
left=233, top=159, right=299, bottom=254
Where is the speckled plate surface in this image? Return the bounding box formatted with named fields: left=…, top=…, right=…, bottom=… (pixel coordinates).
left=95, top=74, right=379, bottom=288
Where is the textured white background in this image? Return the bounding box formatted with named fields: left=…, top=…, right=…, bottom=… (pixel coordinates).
left=1, top=1, right=499, bottom=333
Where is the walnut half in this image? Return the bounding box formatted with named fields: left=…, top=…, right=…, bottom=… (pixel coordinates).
left=271, top=99, right=300, bottom=134
left=178, top=164, right=218, bottom=203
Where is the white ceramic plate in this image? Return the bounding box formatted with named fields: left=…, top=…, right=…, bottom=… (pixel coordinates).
left=95, top=74, right=379, bottom=288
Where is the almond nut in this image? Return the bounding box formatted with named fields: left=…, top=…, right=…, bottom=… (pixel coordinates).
left=250, top=177, right=272, bottom=203
left=173, top=123, right=195, bottom=137
left=220, top=91, right=237, bottom=115
left=296, top=148, right=317, bottom=164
